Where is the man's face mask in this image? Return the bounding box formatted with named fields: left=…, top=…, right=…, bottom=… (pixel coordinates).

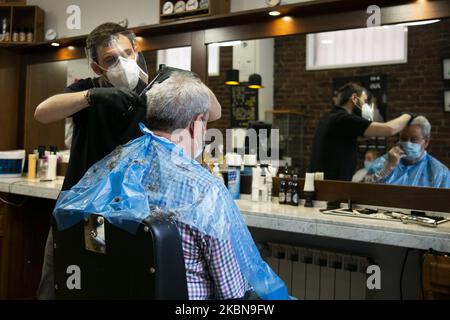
left=364, top=161, right=373, bottom=171
left=106, top=56, right=141, bottom=90
left=354, top=96, right=374, bottom=121
left=400, top=141, right=423, bottom=161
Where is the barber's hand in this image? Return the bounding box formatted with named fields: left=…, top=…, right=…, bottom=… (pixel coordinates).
left=88, top=88, right=147, bottom=116
left=387, top=146, right=406, bottom=169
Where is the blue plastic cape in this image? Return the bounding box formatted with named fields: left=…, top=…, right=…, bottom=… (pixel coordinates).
left=368, top=153, right=450, bottom=188
left=53, top=124, right=289, bottom=300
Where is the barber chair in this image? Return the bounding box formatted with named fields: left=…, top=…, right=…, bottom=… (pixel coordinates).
left=52, top=214, right=188, bottom=300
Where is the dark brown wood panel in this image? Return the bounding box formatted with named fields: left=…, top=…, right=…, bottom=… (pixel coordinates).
left=205, top=0, right=450, bottom=44
left=0, top=49, right=20, bottom=150
left=191, top=31, right=207, bottom=82
left=0, top=194, right=53, bottom=300
left=24, top=60, right=67, bottom=155
left=272, top=178, right=450, bottom=213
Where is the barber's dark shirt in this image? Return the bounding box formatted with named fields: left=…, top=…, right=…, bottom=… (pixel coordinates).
left=62, top=78, right=147, bottom=191
left=310, top=107, right=372, bottom=181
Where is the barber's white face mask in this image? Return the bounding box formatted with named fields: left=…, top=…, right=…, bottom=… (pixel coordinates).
left=355, top=97, right=374, bottom=121
left=361, top=103, right=375, bottom=122
left=106, top=56, right=140, bottom=90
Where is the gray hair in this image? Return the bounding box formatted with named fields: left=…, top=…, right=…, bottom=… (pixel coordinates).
left=410, top=116, right=431, bottom=138
left=146, top=71, right=210, bottom=133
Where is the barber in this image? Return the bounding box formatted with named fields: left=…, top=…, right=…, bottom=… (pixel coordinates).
left=310, top=82, right=415, bottom=181
left=34, top=23, right=151, bottom=299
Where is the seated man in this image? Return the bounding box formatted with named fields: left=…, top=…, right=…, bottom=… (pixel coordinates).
left=53, top=71, right=288, bottom=300
left=364, top=116, right=449, bottom=188
left=352, top=149, right=380, bottom=183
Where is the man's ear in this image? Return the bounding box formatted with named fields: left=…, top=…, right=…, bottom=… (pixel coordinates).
left=189, top=114, right=206, bottom=138
left=91, top=63, right=102, bottom=76
left=423, top=138, right=430, bottom=149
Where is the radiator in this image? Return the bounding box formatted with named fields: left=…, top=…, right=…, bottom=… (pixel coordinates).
left=264, top=243, right=370, bottom=300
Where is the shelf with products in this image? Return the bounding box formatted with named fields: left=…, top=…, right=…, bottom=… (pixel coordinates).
left=160, top=0, right=230, bottom=23
left=0, top=4, right=44, bottom=46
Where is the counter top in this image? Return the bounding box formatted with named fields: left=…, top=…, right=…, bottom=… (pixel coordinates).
left=1, top=177, right=449, bottom=252
left=0, top=177, right=64, bottom=200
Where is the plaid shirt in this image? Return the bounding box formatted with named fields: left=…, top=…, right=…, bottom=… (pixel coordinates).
left=176, top=221, right=248, bottom=300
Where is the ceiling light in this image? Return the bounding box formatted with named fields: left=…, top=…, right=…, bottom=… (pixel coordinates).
left=51, top=42, right=60, bottom=47
left=269, top=11, right=281, bottom=17
left=396, top=19, right=440, bottom=27
left=321, top=39, right=334, bottom=45
left=210, top=41, right=243, bottom=47
left=225, top=69, right=240, bottom=86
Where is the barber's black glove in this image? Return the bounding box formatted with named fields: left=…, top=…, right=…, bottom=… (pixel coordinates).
left=402, top=112, right=418, bottom=125
left=87, top=88, right=147, bottom=116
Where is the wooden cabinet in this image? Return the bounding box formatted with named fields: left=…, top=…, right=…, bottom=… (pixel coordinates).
left=0, top=194, right=53, bottom=300
left=24, top=61, right=67, bottom=155
left=160, top=0, right=229, bottom=23
left=0, top=49, right=20, bottom=150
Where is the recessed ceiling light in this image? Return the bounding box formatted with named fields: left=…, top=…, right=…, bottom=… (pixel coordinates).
left=269, top=11, right=281, bottom=17
left=210, top=41, right=243, bottom=47
left=321, top=39, right=334, bottom=45
left=51, top=42, right=60, bottom=47
left=67, top=46, right=75, bottom=50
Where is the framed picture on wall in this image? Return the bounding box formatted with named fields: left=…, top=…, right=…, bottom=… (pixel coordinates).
left=444, top=58, right=450, bottom=80
left=444, top=91, right=450, bottom=113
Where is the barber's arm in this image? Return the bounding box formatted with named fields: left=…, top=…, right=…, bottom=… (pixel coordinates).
left=35, top=88, right=146, bottom=124
left=363, top=114, right=412, bottom=137
left=34, top=91, right=89, bottom=124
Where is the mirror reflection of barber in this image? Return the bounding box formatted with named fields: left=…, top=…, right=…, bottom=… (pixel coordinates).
left=311, top=82, right=415, bottom=182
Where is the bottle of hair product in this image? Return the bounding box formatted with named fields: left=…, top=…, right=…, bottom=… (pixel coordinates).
left=286, top=180, right=293, bottom=205
left=26, top=28, right=34, bottom=43
left=278, top=176, right=286, bottom=205
left=291, top=175, right=299, bottom=207
left=213, top=163, right=224, bottom=184
left=37, top=146, right=48, bottom=180
left=12, top=27, right=19, bottom=42
left=28, top=154, right=37, bottom=180
left=46, top=154, right=58, bottom=181
left=19, top=27, right=26, bottom=42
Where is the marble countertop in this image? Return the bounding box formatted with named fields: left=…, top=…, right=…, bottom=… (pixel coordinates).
left=0, top=176, right=64, bottom=200
left=1, top=177, right=449, bottom=252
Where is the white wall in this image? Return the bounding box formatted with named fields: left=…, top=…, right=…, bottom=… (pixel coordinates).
left=27, top=0, right=160, bottom=38
left=232, top=39, right=274, bottom=121
left=27, top=0, right=316, bottom=38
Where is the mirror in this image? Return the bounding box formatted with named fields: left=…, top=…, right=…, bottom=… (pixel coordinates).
left=207, top=19, right=450, bottom=189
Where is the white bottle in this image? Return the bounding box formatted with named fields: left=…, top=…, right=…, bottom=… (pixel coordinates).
left=266, top=169, right=273, bottom=202
left=46, top=154, right=58, bottom=181
left=251, top=164, right=262, bottom=202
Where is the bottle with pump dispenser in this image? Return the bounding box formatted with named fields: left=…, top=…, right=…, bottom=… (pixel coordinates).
left=37, top=146, right=48, bottom=180
left=213, top=163, right=224, bottom=184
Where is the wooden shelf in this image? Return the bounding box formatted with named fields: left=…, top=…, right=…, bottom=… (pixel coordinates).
left=160, top=0, right=230, bottom=23
left=0, top=5, right=44, bottom=45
